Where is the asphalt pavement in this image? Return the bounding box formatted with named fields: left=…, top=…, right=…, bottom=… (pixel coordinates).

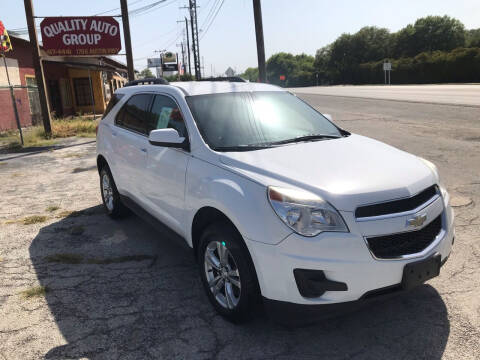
left=290, top=84, right=480, bottom=107
left=0, top=91, right=479, bottom=359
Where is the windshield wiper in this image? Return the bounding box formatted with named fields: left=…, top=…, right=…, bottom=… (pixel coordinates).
left=268, top=134, right=341, bottom=146
left=211, top=144, right=274, bottom=152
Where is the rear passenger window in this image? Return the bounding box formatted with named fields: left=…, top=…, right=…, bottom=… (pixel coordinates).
left=115, top=94, right=152, bottom=134
left=102, top=93, right=124, bottom=119
left=147, top=95, right=187, bottom=137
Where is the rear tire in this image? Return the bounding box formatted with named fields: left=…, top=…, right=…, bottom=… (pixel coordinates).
left=99, top=166, right=128, bottom=219
left=197, top=222, right=259, bottom=323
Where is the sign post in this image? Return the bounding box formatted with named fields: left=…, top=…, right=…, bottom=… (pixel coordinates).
left=383, top=62, right=392, bottom=85
left=24, top=0, right=52, bottom=137
left=1, top=21, right=23, bottom=145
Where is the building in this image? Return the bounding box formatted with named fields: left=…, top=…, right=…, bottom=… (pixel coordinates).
left=0, top=35, right=128, bottom=131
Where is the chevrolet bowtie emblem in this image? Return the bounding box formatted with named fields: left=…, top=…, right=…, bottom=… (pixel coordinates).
left=407, top=213, right=427, bottom=228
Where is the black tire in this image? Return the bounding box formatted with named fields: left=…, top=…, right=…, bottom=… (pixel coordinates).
left=99, top=166, right=128, bottom=219
left=197, top=222, right=260, bottom=323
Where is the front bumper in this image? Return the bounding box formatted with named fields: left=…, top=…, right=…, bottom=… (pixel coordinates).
left=245, top=202, right=454, bottom=306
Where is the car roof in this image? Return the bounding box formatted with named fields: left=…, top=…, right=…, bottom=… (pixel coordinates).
left=115, top=81, right=284, bottom=97
left=170, top=81, right=283, bottom=96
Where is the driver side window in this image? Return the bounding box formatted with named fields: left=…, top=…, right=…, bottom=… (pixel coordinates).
left=146, top=95, right=187, bottom=138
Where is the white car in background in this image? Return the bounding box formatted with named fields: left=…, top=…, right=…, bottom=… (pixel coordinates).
left=96, top=79, right=454, bottom=323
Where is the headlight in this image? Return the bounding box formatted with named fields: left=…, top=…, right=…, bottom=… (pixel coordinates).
left=418, top=157, right=449, bottom=205
left=267, top=186, right=348, bottom=237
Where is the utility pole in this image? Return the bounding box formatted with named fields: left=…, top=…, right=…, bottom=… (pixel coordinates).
left=185, top=17, right=191, bottom=76
left=24, top=0, right=51, bottom=137
left=177, top=17, right=191, bottom=75
left=177, top=42, right=186, bottom=75
left=189, top=0, right=201, bottom=79
left=120, top=0, right=135, bottom=81
left=253, top=0, right=266, bottom=83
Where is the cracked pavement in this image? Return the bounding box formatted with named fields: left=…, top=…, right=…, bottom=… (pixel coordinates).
left=0, top=95, right=479, bottom=359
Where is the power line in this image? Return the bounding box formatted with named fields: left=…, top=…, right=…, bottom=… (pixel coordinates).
left=94, top=0, right=147, bottom=15
left=8, top=0, right=177, bottom=35
left=200, top=0, right=220, bottom=29
left=199, top=0, right=224, bottom=40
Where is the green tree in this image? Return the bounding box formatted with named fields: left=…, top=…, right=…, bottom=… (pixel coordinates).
left=266, top=53, right=315, bottom=87
left=241, top=67, right=259, bottom=82
left=398, top=16, right=466, bottom=56
left=466, top=29, right=480, bottom=47
left=139, top=68, right=154, bottom=78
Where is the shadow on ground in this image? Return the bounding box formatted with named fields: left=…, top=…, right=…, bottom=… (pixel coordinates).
left=30, top=205, right=450, bottom=359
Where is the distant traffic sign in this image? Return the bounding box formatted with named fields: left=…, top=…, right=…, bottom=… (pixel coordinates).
left=279, top=75, right=286, bottom=81
left=383, top=62, right=392, bottom=71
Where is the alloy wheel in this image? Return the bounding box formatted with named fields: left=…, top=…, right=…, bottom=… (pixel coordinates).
left=204, top=240, right=241, bottom=309
left=102, top=173, right=114, bottom=211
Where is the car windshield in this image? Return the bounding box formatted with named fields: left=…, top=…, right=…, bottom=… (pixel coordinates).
left=186, top=91, right=343, bottom=151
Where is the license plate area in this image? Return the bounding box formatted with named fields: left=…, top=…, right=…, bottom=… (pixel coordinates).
left=402, top=254, right=441, bottom=290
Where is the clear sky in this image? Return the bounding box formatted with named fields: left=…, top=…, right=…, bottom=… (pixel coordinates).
left=3, top=0, right=480, bottom=76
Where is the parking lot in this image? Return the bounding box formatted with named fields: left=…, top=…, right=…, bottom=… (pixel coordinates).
left=0, top=94, right=479, bottom=359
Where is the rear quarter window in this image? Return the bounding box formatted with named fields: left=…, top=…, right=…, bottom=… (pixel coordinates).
left=102, top=93, right=124, bottom=119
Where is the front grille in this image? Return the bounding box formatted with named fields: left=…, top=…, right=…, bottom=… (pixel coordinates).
left=355, top=185, right=439, bottom=218
left=366, top=214, right=442, bottom=259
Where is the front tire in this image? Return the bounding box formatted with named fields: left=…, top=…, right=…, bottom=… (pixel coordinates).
left=99, top=167, right=127, bottom=219
left=197, top=222, right=259, bottom=323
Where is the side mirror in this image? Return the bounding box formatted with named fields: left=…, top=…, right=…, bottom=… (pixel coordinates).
left=149, top=128, right=189, bottom=150
left=323, top=113, right=333, bottom=121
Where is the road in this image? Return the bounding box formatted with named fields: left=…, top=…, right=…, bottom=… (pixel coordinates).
left=290, top=84, right=480, bottom=107
left=0, top=94, right=479, bottom=359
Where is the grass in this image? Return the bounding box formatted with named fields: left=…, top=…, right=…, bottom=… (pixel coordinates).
left=22, top=215, right=48, bottom=225
left=50, top=117, right=97, bottom=138
left=46, top=205, right=60, bottom=212
left=21, top=286, right=49, bottom=299
left=0, top=116, right=97, bottom=150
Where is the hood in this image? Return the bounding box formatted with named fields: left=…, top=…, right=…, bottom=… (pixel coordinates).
left=218, top=134, right=436, bottom=211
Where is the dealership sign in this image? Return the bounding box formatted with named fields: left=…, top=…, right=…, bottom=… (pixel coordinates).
left=40, top=17, right=121, bottom=56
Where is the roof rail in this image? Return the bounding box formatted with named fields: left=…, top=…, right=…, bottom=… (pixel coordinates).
left=198, top=76, right=247, bottom=83
left=124, top=77, right=169, bottom=87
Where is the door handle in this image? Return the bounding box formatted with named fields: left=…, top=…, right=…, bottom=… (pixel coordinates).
left=140, top=148, right=147, bottom=153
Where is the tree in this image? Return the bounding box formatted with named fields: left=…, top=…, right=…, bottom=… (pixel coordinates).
left=416, top=16, right=465, bottom=52
left=241, top=67, right=259, bottom=82
left=314, top=45, right=332, bottom=84
left=466, top=29, right=480, bottom=47
left=139, top=68, right=154, bottom=78
left=265, top=53, right=315, bottom=87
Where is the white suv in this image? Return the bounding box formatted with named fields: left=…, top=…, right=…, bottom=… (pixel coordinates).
left=96, top=80, right=454, bottom=323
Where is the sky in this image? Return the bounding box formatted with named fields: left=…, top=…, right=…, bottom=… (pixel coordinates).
left=3, top=0, right=480, bottom=76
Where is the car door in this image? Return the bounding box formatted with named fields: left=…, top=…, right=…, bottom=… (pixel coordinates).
left=142, top=93, right=190, bottom=235
left=112, top=93, right=153, bottom=201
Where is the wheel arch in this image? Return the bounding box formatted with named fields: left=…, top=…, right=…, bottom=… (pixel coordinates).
left=97, top=154, right=108, bottom=174
left=191, top=206, right=261, bottom=297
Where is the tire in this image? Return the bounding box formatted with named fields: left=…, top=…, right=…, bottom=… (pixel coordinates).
left=197, top=222, right=260, bottom=323
left=99, top=166, right=128, bottom=219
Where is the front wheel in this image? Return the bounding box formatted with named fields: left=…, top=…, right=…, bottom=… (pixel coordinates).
left=198, top=223, right=259, bottom=323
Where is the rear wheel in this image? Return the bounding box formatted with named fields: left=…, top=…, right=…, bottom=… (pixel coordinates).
left=198, top=222, right=259, bottom=322
left=99, top=166, right=127, bottom=218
